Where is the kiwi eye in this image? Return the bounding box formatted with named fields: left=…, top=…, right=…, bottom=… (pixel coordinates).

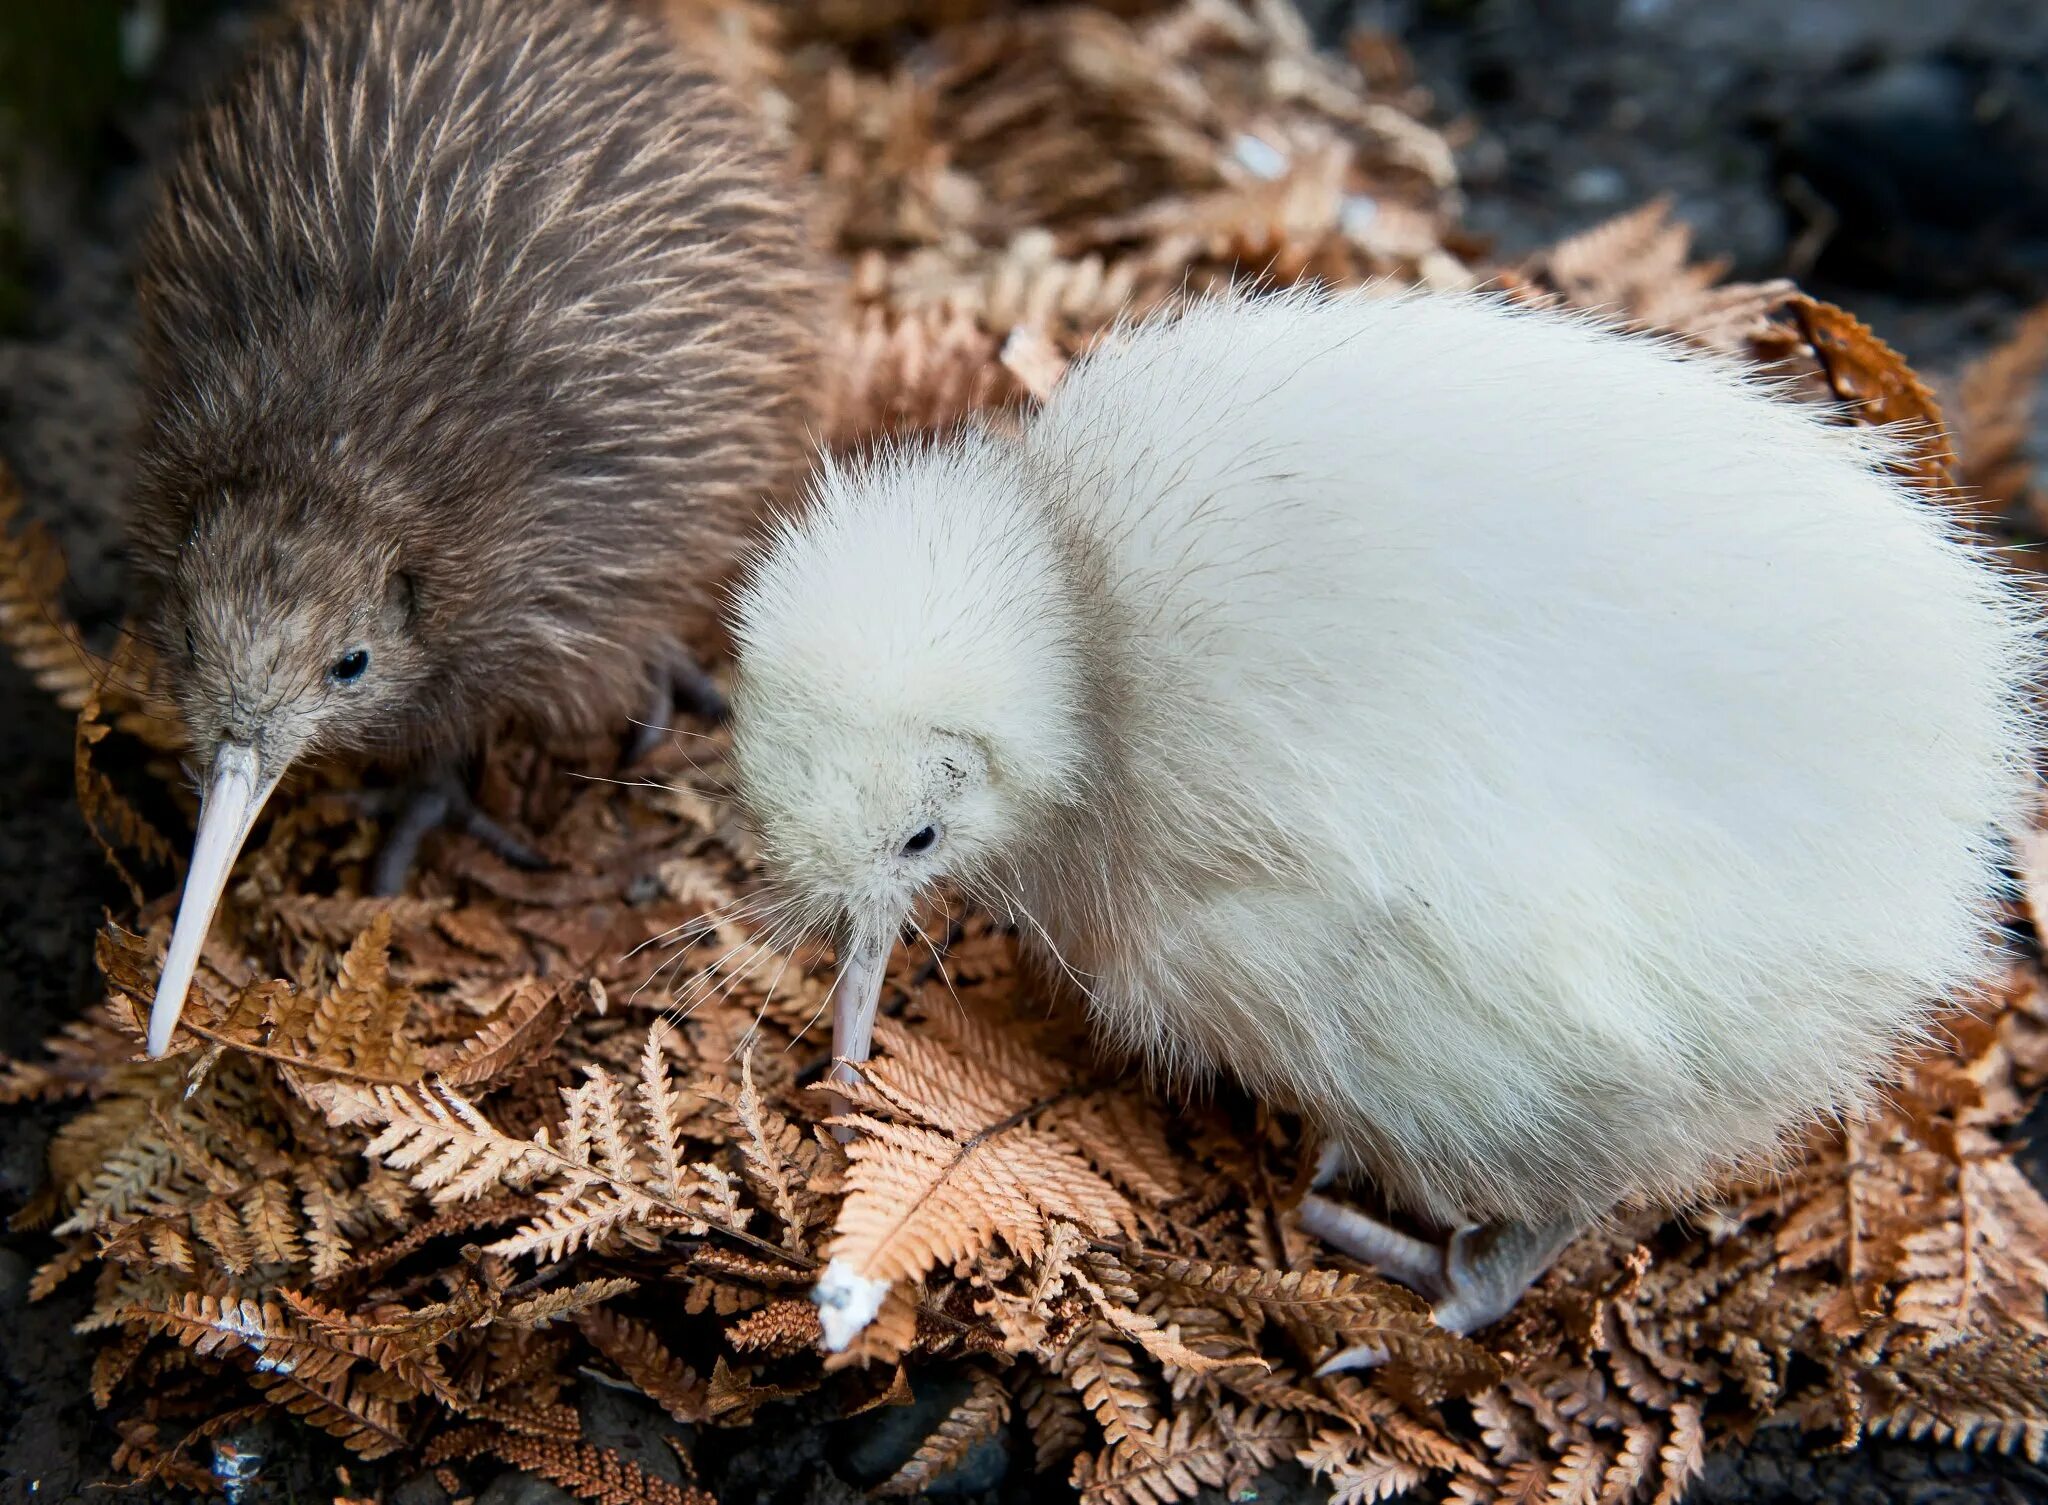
left=901, top=825, right=938, bottom=856
left=330, top=648, right=370, bottom=684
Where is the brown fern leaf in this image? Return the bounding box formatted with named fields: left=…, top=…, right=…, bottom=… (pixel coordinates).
left=492, top=1184, right=665, bottom=1263
left=1603, top=1417, right=1658, bottom=1504
left=90, top=1329, right=148, bottom=1408
left=877, top=1365, right=1013, bottom=1496
left=242, top=1180, right=309, bottom=1267
left=321, top=1080, right=551, bottom=1201
left=436, top=905, right=532, bottom=964
left=273, top=892, right=454, bottom=945
left=482, top=1433, right=717, bottom=1505
left=704, top=1052, right=821, bottom=1251
left=705, top=1353, right=820, bottom=1425
left=191, top=1195, right=258, bottom=1273
left=824, top=1009, right=1133, bottom=1297
left=76, top=696, right=177, bottom=902
left=1891, top=1133, right=2048, bottom=1341
left=1042, top=1086, right=1188, bottom=1207
left=1019, top=1365, right=1090, bottom=1474
left=828, top=1109, right=1131, bottom=1295
left=1058, top=1323, right=1161, bottom=1455
left=1298, top=1427, right=1429, bottom=1505
left=1786, top=294, right=1958, bottom=490
left=0, top=461, right=104, bottom=711
left=1321, top=1377, right=1494, bottom=1479
left=271, top=1289, right=466, bottom=1403
left=1545, top=1440, right=1607, bottom=1505
left=52, top=1126, right=181, bottom=1238
left=1070, top=1403, right=1236, bottom=1504
left=296, top=1168, right=355, bottom=1283
left=423, top=978, right=569, bottom=1087
left=576, top=1308, right=709, bottom=1425
left=1858, top=1329, right=2048, bottom=1463
left=244, top=1370, right=410, bottom=1460
left=1142, top=1254, right=1498, bottom=1383
left=326, top=1193, right=526, bottom=1282
left=1953, top=300, right=2048, bottom=518
left=820, top=302, right=1014, bottom=444
left=1516, top=199, right=1791, bottom=352
left=120, top=1292, right=358, bottom=1385
left=314, top=911, right=422, bottom=1078
left=727, top=1298, right=826, bottom=1356
left=1651, top=1402, right=1706, bottom=1505
left=637, top=1019, right=696, bottom=1202
left=1075, top=1257, right=1266, bottom=1376
left=501, top=1277, right=640, bottom=1329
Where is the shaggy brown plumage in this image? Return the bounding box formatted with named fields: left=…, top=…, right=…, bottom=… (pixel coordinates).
left=129, top=0, right=822, bottom=767
left=127, top=0, right=824, bottom=1055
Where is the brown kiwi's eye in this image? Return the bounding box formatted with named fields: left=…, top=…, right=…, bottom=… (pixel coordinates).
left=902, top=824, right=938, bottom=856
left=329, top=648, right=370, bottom=684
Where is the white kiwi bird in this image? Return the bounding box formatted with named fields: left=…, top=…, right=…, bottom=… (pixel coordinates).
left=725, top=287, right=2042, bottom=1360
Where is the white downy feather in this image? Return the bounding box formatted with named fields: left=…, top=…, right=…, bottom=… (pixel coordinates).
left=732, top=287, right=2044, bottom=1333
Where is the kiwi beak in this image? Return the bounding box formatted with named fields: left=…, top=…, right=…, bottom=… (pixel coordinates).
left=824, top=929, right=892, bottom=1141
left=146, top=741, right=282, bottom=1057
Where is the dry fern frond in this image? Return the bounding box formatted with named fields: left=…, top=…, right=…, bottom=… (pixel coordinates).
left=1785, top=294, right=1957, bottom=489
left=1953, top=300, right=2048, bottom=531
left=0, top=457, right=104, bottom=710
left=1299, top=1427, right=1429, bottom=1505
left=576, top=1308, right=709, bottom=1425
left=245, top=1371, right=410, bottom=1459
left=8, top=0, right=2048, bottom=1498
left=876, top=1365, right=1013, bottom=1496
left=822, top=1010, right=1136, bottom=1303
left=501, top=1278, right=641, bottom=1329
left=470, top=1433, right=717, bottom=1505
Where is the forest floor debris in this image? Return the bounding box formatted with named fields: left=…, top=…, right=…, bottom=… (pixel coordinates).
left=3, top=2, right=2048, bottom=1502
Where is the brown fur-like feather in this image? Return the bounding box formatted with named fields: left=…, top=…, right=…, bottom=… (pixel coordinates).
left=128, top=0, right=822, bottom=768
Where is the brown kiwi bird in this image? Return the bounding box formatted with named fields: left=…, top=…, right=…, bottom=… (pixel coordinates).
left=128, top=0, right=821, bottom=1057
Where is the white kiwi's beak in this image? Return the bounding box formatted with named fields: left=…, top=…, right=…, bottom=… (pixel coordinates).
left=146, top=742, right=284, bottom=1058
left=825, top=928, right=894, bottom=1135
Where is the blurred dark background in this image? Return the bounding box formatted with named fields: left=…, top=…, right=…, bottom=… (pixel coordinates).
left=3, top=2, right=2046, bottom=1502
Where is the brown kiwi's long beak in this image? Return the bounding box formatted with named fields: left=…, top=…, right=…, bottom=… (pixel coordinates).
left=147, top=742, right=283, bottom=1057
left=825, top=928, right=893, bottom=1136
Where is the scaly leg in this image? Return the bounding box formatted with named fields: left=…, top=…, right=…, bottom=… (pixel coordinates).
left=363, top=771, right=548, bottom=896
left=623, top=646, right=729, bottom=767
left=1430, top=1219, right=1581, bottom=1336
left=1300, top=1143, right=1580, bottom=1369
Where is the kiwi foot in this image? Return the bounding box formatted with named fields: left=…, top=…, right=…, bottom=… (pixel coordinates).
left=1297, top=1187, right=1579, bottom=1370
left=623, top=646, right=729, bottom=767
left=362, top=772, right=548, bottom=896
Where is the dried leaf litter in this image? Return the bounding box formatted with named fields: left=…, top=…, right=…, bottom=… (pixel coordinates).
left=2, top=1, right=2046, bottom=1501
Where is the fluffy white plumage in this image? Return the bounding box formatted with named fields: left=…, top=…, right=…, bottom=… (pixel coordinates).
left=731, top=287, right=2042, bottom=1242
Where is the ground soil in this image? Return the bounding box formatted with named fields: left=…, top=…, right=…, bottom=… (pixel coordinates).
left=3, top=2, right=2046, bottom=1501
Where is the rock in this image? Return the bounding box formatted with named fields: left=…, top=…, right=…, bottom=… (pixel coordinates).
left=577, top=1378, right=693, bottom=1489
left=708, top=1395, right=865, bottom=1505
left=829, top=1369, right=1010, bottom=1496
left=1564, top=165, right=1628, bottom=206
left=1776, top=57, right=2048, bottom=295
left=392, top=1472, right=455, bottom=1505
left=0, top=1118, right=49, bottom=1207
left=0, top=1248, right=29, bottom=1311
left=475, top=1472, right=576, bottom=1505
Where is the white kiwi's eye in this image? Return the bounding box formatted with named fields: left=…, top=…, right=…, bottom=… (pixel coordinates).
left=901, top=824, right=939, bottom=856
left=329, top=648, right=370, bottom=684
